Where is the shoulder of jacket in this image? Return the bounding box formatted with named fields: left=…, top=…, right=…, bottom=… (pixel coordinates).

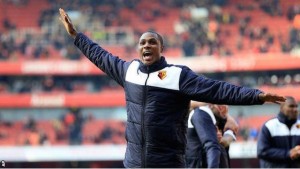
left=193, top=106, right=217, bottom=125
left=188, top=108, right=211, bottom=128
left=172, top=64, right=189, bottom=71
left=264, top=117, right=279, bottom=127
left=131, top=59, right=140, bottom=64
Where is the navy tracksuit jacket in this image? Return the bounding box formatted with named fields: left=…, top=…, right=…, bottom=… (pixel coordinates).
left=257, top=113, right=300, bottom=168
left=186, top=106, right=233, bottom=168
left=74, top=33, right=264, bottom=168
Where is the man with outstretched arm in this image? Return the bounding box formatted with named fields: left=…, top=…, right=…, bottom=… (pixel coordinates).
left=59, top=8, right=285, bottom=168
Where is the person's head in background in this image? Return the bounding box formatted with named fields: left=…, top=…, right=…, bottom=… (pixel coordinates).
left=280, top=96, right=298, bottom=120
left=190, top=101, right=205, bottom=111
left=189, top=101, right=228, bottom=119
left=209, top=104, right=229, bottom=119
left=209, top=104, right=229, bottom=131
left=138, top=31, right=164, bottom=65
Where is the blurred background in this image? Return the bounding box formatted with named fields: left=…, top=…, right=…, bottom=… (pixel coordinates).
left=0, top=0, right=300, bottom=167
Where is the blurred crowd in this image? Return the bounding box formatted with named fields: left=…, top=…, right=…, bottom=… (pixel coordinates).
left=1, top=0, right=300, bottom=60
left=0, top=72, right=298, bottom=94
left=0, top=108, right=264, bottom=146
left=0, top=75, right=120, bottom=94
left=0, top=107, right=277, bottom=146
left=0, top=108, right=126, bottom=146
left=0, top=72, right=300, bottom=93
left=0, top=0, right=300, bottom=94
left=224, top=73, right=300, bottom=88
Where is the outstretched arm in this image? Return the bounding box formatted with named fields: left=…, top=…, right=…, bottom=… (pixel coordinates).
left=59, top=8, right=128, bottom=86
left=180, top=67, right=285, bottom=105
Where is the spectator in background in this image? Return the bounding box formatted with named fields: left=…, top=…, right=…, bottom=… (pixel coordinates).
left=23, top=115, right=36, bottom=131
left=65, top=108, right=84, bottom=145
left=257, top=96, right=300, bottom=168
left=287, top=5, right=300, bottom=21
left=98, top=124, right=113, bottom=143
left=260, top=0, right=282, bottom=16
left=42, top=76, right=55, bottom=92
left=52, top=119, right=67, bottom=141
left=2, top=18, right=16, bottom=30
left=39, top=129, right=50, bottom=145
left=182, top=34, right=196, bottom=57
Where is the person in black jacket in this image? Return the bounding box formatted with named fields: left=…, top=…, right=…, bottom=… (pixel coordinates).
left=257, top=96, right=300, bottom=168
left=59, top=8, right=286, bottom=168
left=186, top=103, right=237, bottom=168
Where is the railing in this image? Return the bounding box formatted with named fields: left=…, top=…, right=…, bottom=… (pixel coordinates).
left=0, top=141, right=258, bottom=162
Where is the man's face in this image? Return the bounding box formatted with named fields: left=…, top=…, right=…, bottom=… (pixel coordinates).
left=138, top=32, right=162, bottom=66
left=281, top=98, right=298, bottom=120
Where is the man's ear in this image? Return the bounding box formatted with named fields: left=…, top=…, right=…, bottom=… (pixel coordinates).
left=161, top=45, right=164, bottom=53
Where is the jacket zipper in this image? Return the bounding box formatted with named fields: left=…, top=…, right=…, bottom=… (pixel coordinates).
left=289, top=127, right=292, bottom=162
left=141, top=67, right=150, bottom=167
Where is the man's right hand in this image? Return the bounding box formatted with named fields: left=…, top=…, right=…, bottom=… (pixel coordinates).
left=258, top=93, right=286, bottom=104
left=290, top=145, right=300, bottom=160
left=59, top=8, right=78, bottom=39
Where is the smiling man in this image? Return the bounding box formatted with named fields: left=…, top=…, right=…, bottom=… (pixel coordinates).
left=59, top=8, right=286, bottom=168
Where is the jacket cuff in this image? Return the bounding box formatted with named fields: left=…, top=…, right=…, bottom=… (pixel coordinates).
left=224, top=130, right=236, bottom=141
left=286, top=150, right=291, bottom=160
left=74, top=32, right=84, bottom=46
left=255, top=90, right=265, bottom=105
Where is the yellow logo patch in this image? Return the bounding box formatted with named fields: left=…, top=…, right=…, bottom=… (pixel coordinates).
left=158, top=70, right=167, bottom=80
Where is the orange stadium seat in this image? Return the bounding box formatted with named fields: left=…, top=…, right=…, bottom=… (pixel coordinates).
left=0, top=0, right=49, bottom=30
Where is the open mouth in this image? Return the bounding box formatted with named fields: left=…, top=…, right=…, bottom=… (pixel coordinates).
left=143, top=51, right=153, bottom=61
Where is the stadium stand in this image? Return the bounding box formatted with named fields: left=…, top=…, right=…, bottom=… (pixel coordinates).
left=1, top=0, right=300, bottom=60
left=0, top=0, right=300, bottom=167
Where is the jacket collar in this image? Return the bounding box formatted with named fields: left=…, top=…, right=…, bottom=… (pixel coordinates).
left=278, top=112, right=297, bottom=129
left=198, top=106, right=227, bottom=129
left=138, top=56, right=168, bottom=73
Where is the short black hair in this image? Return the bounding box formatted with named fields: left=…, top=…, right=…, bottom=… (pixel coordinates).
left=280, top=96, right=295, bottom=107
left=145, top=30, right=164, bottom=47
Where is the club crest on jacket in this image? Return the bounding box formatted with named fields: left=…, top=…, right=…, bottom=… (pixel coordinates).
left=158, top=70, right=167, bottom=80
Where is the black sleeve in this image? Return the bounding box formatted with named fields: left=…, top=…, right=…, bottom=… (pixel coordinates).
left=191, top=109, right=221, bottom=168
left=179, top=67, right=264, bottom=105
left=74, top=33, right=129, bottom=87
